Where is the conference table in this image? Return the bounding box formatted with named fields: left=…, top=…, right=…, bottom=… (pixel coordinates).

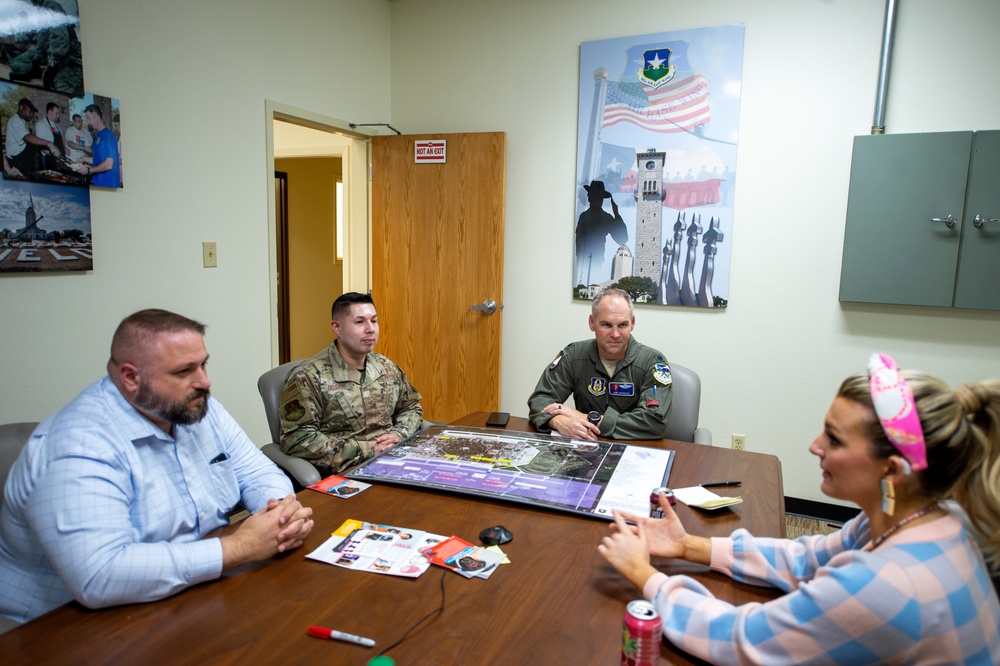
left=0, top=413, right=785, bottom=665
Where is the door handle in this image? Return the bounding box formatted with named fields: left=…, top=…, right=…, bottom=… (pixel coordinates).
left=973, top=214, right=999, bottom=229
left=931, top=214, right=956, bottom=228
left=470, top=300, right=499, bottom=315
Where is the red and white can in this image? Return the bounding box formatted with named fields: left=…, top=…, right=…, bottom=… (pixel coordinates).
left=622, top=599, right=661, bottom=665
left=649, top=487, right=675, bottom=518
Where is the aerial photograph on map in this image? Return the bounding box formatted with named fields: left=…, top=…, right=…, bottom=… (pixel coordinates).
left=348, top=426, right=674, bottom=519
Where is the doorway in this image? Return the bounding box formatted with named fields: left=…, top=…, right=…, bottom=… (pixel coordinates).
left=265, top=101, right=370, bottom=366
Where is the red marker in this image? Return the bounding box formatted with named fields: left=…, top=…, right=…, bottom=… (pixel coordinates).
left=308, top=626, right=375, bottom=647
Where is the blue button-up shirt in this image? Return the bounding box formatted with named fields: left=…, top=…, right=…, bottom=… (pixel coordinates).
left=0, top=377, right=292, bottom=623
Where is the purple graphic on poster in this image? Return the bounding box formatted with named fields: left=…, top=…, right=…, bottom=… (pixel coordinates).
left=348, top=426, right=674, bottom=520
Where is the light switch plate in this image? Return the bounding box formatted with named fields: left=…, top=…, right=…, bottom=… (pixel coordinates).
left=203, top=242, right=217, bottom=268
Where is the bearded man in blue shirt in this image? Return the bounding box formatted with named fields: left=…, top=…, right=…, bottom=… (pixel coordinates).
left=0, top=309, right=313, bottom=625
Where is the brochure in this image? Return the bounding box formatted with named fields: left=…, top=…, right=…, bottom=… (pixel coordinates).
left=671, top=486, right=743, bottom=510
left=420, top=535, right=506, bottom=579
left=306, top=474, right=371, bottom=498
left=306, top=519, right=445, bottom=577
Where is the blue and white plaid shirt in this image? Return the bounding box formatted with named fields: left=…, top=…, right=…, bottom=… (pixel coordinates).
left=0, top=377, right=292, bottom=624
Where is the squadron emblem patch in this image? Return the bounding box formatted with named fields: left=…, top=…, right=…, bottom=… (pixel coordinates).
left=588, top=377, right=607, bottom=396
left=548, top=351, right=563, bottom=370
left=652, top=363, right=672, bottom=386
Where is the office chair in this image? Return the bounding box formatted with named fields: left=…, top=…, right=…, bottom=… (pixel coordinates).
left=0, top=422, right=39, bottom=505
left=0, top=421, right=38, bottom=635
left=664, top=363, right=712, bottom=445
left=257, top=360, right=323, bottom=489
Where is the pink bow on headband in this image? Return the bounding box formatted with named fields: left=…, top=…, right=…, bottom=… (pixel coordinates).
left=867, top=353, right=927, bottom=473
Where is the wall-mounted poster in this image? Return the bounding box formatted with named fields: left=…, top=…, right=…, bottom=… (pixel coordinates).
left=575, top=25, right=744, bottom=308
left=0, top=0, right=84, bottom=97
left=0, top=176, right=91, bottom=273
left=1, top=83, right=123, bottom=189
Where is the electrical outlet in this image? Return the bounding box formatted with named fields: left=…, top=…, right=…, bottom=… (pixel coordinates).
left=731, top=434, right=746, bottom=451
left=203, top=242, right=218, bottom=268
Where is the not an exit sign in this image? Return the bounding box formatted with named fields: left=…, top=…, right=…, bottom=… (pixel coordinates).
left=414, top=140, right=446, bottom=164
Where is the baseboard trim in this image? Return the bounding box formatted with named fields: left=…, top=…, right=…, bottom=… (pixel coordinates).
left=784, top=497, right=860, bottom=524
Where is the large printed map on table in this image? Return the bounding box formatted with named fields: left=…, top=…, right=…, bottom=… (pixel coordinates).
left=347, top=426, right=674, bottom=520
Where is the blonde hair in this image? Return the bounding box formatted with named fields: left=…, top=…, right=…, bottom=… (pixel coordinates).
left=838, top=372, right=1000, bottom=567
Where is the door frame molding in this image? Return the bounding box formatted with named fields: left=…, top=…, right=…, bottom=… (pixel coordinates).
left=264, top=100, right=373, bottom=366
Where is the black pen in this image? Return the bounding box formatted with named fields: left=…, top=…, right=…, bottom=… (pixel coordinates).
left=701, top=481, right=741, bottom=487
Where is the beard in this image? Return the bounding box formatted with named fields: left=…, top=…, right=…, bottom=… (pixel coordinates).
left=134, top=380, right=210, bottom=425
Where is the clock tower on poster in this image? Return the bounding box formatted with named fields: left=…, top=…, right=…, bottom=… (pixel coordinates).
left=634, top=149, right=665, bottom=293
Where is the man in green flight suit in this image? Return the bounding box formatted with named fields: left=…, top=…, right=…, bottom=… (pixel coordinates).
left=527, top=288, right=672, bottom=440
left=279, top=293, right=423, bottom=475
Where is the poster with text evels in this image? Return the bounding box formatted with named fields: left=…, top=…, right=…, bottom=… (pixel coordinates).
left=575, top=25, right=744, bottom=309
left=0, top=176, right=92, bottom=273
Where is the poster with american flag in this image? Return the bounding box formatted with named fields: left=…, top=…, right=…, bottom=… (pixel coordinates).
left=574, top=26, right=744, bottom=309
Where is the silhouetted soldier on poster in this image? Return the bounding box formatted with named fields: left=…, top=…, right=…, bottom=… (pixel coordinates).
left=575, top=180, right=627, bottom=283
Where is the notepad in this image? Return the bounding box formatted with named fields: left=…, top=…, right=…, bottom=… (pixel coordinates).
left=672, top=486, right=743, bottom=510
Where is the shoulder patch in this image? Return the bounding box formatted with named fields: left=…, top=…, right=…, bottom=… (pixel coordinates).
left=282, top=398, right=305, bottom=422
left=548, top=351, right=563, bottom=370
left=652, top=363, right=672, bottom=386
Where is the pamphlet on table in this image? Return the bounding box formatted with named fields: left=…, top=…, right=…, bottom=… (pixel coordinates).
left=306, top=519, right=445, bottom=577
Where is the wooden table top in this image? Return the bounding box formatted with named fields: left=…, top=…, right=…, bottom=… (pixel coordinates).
left=0, top=412, right=784, bottom=665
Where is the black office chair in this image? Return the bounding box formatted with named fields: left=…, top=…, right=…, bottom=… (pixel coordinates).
left=257, top=360, right=323, bottom=489
left=664, top=363, right=712, bottom=445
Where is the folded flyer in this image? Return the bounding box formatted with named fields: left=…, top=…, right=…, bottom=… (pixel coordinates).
left=306, top=474, right=371, bottom=498
left=306, top=519, right=445, bottom=577
left=420, top=535, right=505, bottom=579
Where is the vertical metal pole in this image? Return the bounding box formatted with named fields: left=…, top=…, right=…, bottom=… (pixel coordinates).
left=872, top=0, right=898, bottom=134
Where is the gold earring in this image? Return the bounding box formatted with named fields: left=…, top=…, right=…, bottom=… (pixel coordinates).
left=880, top=477, right=896, bottom=516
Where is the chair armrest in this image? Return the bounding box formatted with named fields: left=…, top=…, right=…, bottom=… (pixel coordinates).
left=261, top=443, right=323, bottom=487
left=692, top=427, right=713, bottom=446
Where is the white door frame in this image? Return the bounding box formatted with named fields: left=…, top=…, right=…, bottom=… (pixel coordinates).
left=264, top=100, right=372, bottom=365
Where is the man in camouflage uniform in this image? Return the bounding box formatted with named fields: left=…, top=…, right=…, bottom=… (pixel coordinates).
left=527, top=288, right=672, bottom=440
left=279, top=293, right=423, bottom=475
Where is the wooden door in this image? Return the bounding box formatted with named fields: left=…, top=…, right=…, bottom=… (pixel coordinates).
left=372, top=133, right=505, bottom=421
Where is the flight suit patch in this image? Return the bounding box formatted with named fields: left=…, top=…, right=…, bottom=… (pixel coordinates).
left=588, top=377, right=607, bottom=396
left=548, top=351, right=563, bottom=370
left=652, top=363, right=672, bottom=386
left=609, top=382, right=634, bottom=396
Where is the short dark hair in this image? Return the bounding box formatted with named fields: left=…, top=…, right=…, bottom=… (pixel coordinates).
left=45, top=101, right=59, bottom=112
left=331, top=292, right=375, bottom=320
left=72, top=113, right=82, bottom=121
left=109, top=309, right=207, bottom=368
left=84, top=104, right=103, bottom=119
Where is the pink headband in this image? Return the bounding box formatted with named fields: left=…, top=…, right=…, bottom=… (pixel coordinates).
left=867, top=353, right=927, bottom=473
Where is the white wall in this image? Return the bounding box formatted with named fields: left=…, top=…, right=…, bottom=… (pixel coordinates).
left=388, top=0, right=1000, bottom=504
left=0, top=0, right=392, bottom=442
left=3, top=0, right=998, bottom=507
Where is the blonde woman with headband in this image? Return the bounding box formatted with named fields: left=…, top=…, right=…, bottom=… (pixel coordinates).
left=599, top=354, right=1000, bottom=664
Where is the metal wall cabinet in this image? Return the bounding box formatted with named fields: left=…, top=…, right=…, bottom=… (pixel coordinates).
left=839, top=130, right=1000, bottom=309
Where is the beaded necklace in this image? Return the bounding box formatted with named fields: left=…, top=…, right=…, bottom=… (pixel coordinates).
left=868, top=503, right=939, bottom=551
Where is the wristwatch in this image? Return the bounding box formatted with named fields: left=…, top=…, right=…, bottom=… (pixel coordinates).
left=587, top=411, right=601, bottom=426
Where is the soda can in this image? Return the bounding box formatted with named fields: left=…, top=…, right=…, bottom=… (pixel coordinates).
left=622, top=599, right=662, bottom=665
left=649, top=487, right=675, bottom=518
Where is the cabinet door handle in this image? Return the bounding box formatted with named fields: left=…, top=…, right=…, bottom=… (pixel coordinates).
left=931, top=214, right=956, bottom=228
left=972, top=214, right=999, bottom=229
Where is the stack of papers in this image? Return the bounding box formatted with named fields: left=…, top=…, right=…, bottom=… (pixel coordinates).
left=420, top=536, right=506, bottom=579
left=671, top=486, right=743, bottom=510
left=306, top=519, right=444, bottom=577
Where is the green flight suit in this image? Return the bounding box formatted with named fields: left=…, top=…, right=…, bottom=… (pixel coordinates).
left=527, top=337, right=672, bottom=440
left=279, top=341, right=423, bottom=475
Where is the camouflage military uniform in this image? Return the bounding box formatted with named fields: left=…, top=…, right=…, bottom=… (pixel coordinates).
left=279, top=341, right=423, bottom=474
left=527, top=337, right=672, bottom=440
